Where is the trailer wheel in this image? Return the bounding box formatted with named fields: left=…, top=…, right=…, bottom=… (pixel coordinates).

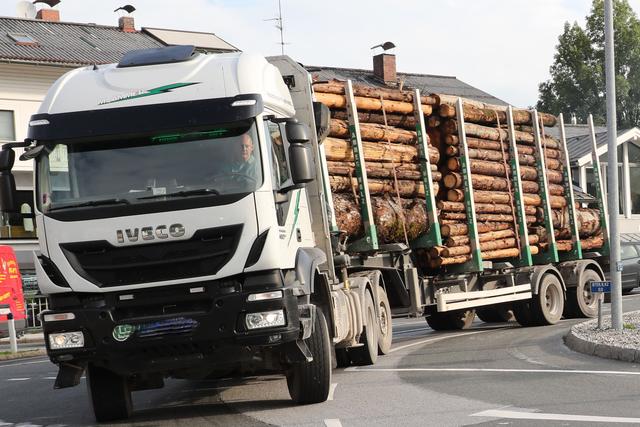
left=476, top=305, right=514, bottom=323
left=286, top=310, right=331, bottom=404
left=377, top=286, right=392, bottom=355
left=87, top=364, right=132, bottom=422
left=335, top=348, right=351, bottom=368
left=350, top=291, right=379, bottom=365
left=531, top=274, right=564, bottom=325
left=426, top=309, right=475, bottom=330
left=512, top=301, right=536, bottom=327
left=565, top=270, right=599, bottom=318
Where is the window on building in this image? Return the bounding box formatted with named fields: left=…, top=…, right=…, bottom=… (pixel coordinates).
left=7, top=33, right=37, bottom=46
left=628, top=142, right=640, bottom=214
left=0, top=110, right=15, bottom=141
left=0, top=190, right=37, bottom=239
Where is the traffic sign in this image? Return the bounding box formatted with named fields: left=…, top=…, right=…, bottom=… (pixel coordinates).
left=590, top=281, right=612, bottom=293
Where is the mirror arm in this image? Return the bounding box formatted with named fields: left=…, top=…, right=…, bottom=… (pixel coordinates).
left=2, top=140, right=31, bottom=150
left=277, top=183, right=305, bottom=194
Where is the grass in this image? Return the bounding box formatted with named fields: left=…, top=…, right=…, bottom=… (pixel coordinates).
left=623, top=323, right=637, bottom=330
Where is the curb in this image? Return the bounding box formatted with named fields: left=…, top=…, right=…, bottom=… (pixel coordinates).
left=564, top=328, right=640, bottom=363
left=0, top=348, right=46, bottom=361
left=0, top=337, right=45, bottom=345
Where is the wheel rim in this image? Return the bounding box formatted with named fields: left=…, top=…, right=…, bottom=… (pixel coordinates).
left=545, top=283, right=562, bottom=317
left=582, top=287, right=595, bottom=307
left=379, top=302, right=389, bottom=337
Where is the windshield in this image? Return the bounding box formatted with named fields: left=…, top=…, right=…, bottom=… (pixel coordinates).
left=37, top=120, right=262, bottom=213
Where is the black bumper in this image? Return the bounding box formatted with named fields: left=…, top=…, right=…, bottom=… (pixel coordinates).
left=42, top=280, right=302, bottom=376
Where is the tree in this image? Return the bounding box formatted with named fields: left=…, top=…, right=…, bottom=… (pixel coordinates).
left=537, top=0, right=640, bottom=128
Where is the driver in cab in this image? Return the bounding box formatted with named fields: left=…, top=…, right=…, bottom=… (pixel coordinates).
left=224, top=133, right=259, bottom=188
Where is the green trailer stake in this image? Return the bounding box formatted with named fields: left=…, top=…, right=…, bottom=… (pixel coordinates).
left=557, top=113, right=582, bottom=261
left=344, top=80, right=378, bottom=252
left=587, top=114, right=610, bottom=257
left=411, top=89, right=441, bottom=248
left=531, top=109, right=559, bottom=264
left=449, top=97, right=483, bottom=273
left=506, top=106, right=533, bottom=267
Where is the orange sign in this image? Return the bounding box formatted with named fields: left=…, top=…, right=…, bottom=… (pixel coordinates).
left=0, top=246, right=25, bottom=322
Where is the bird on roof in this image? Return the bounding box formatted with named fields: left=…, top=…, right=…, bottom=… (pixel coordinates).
left=114, top=4, right=136, bottom=14
left=371, top=41, right=396, bottom=52
left=32, top=0, right=61, bottom=7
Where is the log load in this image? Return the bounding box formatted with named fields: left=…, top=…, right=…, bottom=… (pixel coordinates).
left=315, top=92, right=433, bottom=116
left=324, top=137, right=439, bottom=164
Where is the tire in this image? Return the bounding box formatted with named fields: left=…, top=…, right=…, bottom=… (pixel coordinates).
left=350, top=291, right=378, bottom=366
left=86, top=364, right=132, bottom=422
left=476, top=305, right=514, bottom=323
left=512, top=301, right=536, bottom=327
left=335, top=348, right=351, bottom=368
left=531, top=274, right=564, bottom=325
left=565, top=270, right=600, bottom=318
left=286, top=310, right=331, bottom=404
left=426, top=309, right=475, bottom=331
left=376, top=287, right=392, bottom=355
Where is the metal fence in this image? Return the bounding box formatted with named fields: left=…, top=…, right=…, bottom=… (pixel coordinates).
left=24, top=294, right=48, bottom=329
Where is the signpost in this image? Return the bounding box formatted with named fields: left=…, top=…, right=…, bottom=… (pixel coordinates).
left=590, top=281, right=612, bottom=329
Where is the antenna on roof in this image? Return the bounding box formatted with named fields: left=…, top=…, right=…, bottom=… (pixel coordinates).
left=264, top=0, right=288, bottom=55
left=114, top=4, right=136, bottom=14
left=16, top=1, right=37, bottom=18
left=32, top=0, right=61, bottom=7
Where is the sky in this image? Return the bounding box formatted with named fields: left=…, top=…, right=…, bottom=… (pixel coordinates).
left=2, top=0, right=640, bottom=108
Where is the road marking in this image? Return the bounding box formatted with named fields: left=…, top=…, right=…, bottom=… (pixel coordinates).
left=328, top=383, right=337, bottom=401
left=324, top=419, right=342, bottom=427
left=349, top=367, right=640, bottom=376
left=471, top=409, right=640, bottom=423
left=393, top=327, right=428, bottom=335
left=0, top=359, right=48, bottom=369
left=389, top=330, right=491, bottom=354
left=6, top=377, right=30, bottom=381
left=42, top=376, right=57, bottom=380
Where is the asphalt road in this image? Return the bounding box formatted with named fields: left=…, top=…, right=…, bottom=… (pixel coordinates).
left=1, top=291, right=639, bottom=426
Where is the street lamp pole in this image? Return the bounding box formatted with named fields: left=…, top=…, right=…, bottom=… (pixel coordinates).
left=605, top=0, right=623, bottom=330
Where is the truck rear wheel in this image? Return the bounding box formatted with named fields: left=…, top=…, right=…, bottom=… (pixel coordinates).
left=87, top=364, right=132, bottom=422
left=377, top=286, right=392, bottom=355
left=350, top=291, right=379, bottom=365
left=426, top=309, right=475, bottom=330
left=286, top=310, right=331, bottom=404
left=565, top=270, right=599, bottom=318
left=532, top=274, right=564, bottom=325
left=512, top=301, right=536, bottom=327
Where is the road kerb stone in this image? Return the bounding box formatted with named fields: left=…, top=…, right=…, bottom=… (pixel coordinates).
left=0, top=348, right=46, bottom=361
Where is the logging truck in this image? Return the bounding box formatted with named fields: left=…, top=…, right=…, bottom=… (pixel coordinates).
left=0, top=46, right=608, bottom=421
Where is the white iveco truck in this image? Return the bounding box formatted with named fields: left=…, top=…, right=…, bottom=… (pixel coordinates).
left=0, top=45, right=606, bottom=421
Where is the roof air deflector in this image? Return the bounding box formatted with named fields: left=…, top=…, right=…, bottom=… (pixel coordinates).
left=117, top=45, right=196, bottom=68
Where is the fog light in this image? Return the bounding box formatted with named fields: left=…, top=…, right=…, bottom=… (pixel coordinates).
left=247, top=290, right=283, bottom=302
left=245, top=310, right=285, bottom=330
left=48, top=331, right=84, bottom=350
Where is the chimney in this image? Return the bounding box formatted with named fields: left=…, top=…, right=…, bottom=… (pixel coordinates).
left=373, top=53, right=397, bottom=86
left=118, top=16, right=136, bottom=33
left=36, top=8, right=60, bottom=22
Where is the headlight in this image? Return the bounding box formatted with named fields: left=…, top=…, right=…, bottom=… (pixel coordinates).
left=48, top=331, right=84, bottom=349
left=245, top=310, right=285, bottom=330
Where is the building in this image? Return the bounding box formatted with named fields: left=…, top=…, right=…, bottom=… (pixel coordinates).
left=559, top=124, right=640, bottom=233
left=0, top=6, right=237, bottom=272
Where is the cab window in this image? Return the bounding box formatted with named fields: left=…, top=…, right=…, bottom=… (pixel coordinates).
left=266, top=121, right=290, bottom=187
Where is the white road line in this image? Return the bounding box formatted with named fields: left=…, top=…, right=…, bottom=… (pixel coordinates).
left=389, top=330, right=490, bottom=353
left=471, top=409, right=640, bottom=423
left=0, top=359, right=48, bottom=368
left=393, top=327, right=429, bottom=335
left=328, top=383, right=337, bottom=401
left=42, top=376, right=57, bottom=380
left=6, top=377, right=30, bottom=381
left=350, top=367, right=640, bottom=376
left=324, top=419, right=342, bottom=427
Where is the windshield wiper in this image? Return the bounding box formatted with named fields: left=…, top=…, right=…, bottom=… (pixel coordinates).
left=47, top=198, right=131, bottom=211
left=137, top=188, right=221, bottom=200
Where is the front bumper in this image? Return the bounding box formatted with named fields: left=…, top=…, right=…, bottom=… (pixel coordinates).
left=42, top=278, right=302, bottom=376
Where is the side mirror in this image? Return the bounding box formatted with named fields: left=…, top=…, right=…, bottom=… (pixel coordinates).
left=312, top=102, right=331, bottom=142
left=19, top=145, right=46, bottom=161
left=0, top=148, right=15, bottom=172
left=285, top=121, right=310, bottom=144
left=288, top=143, right=314, bottom=184
left=0, top=148, right=17, bottom=213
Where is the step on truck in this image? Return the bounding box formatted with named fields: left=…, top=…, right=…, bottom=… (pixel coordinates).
left=0, top=45, right=608, bottom=421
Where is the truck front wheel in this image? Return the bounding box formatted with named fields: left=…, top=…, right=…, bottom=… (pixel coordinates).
left=87, top=364, right=132, bottom=422
left=286, top=310, right=331, bottom=404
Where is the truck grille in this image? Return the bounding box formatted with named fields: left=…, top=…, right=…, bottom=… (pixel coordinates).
left=60, top=225, right=243, bottom=287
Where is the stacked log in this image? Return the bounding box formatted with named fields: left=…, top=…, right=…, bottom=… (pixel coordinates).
left=314, top=79, right=604, bottom=267
left=315, top=80, right=439, bottom=243
left=427, top=100, right=603, bottom=267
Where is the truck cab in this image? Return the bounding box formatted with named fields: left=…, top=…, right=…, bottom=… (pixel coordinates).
left=0, top=45, right=337, bottom=421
